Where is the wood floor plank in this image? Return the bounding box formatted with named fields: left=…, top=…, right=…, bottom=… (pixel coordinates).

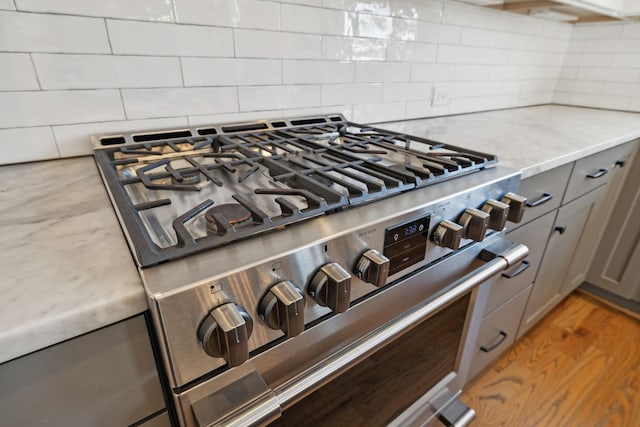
left=464, top=291, right=640, bottom=427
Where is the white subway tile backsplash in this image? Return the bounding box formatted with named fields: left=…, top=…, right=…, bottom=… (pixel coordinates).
left=411, top=63, right=456, bottom=81
left=0, top=127, right=59, bottom=165
left=182, top=58, right=281, bottom=86
left=382, top=82, right=431, bottom=102
left=53, top=117, right=189, bottom=157
left=566, top=39, right=586, bottom=54
left=571, top=24, right=623, bottom=40
left=564, top=53, right=613, bottom=67
left=622, top=23, right=640, bottom=39
left=559, top=67, right=579, bottom=80
left=107, top=20, right=233, bottom=57
left=415, top=21, right=461, bottom=44
left=570, top=93, right=631, bottom=110
left=0, top=0, right=15, bottom=9
left=386, top=41, right=437, bottom=62
left=357, top=13, right=393, bottom=39
left=283, top=60, right=354, bottom=84
left=438, top=45, right=507, bottom=65
left=355, top=62, right=410, bottom=82
left=390, top=0, right=443, bottom=22
left=518, top=66, right=562, bottom=80
left=239, top=85, right=321, bottom=111
left=173, top=0, right=279, bottom=29
left=0, top=53, right=39, bottom=90
left=508, top=51, right=564, bottom=66
left=122, top=87, right=238, bottom=119
left=448, top=94, right=513, bottom=115
left=405, top=100, right=449, bottom=119
left=236, top=29, right=321, bottom=59
left=602, top=82, right=640, bottom=97
left=282, top=104, right=352, bottom=119
left=611, top=54, right=640, bottom=68
left=455, top=65, right=490, bottom=81
left=390, top=17, right=419, bottom=41
left=321, top=83, right=383, bottom=105
left=352, top=101, right=405, bottom=122
left=282, top=4, right=354, bottom=36
left=322, top=36, right=387, bottom=61
left=585, top=39, right=640, bottom=54
left=0, top=90, right=124, bottom=128
left=576, top=68, right=639, bottom=82
left=0, top=11, right=110, bottom=54
left=188, top=110, right=283, bottom=127
left=555, top=80, right=603, bottom=94
left=321, top=0, right=390, bottom=14
left=15, top=0, right=174, bottom=21
left=489, top=65, right=519, bottom=80
left=33, top=54, right=182, bottom=90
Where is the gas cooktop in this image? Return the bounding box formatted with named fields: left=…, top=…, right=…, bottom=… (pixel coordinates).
left=92, top=114, right=498, bottom=267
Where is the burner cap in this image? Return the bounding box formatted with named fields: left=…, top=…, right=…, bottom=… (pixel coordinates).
left=172, top=172, right=201, bottom=185
left=205, top=203, right=252, bottom=234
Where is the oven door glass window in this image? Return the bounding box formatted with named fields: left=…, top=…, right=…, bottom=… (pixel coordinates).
left=270, top=293, right=471, bottom=427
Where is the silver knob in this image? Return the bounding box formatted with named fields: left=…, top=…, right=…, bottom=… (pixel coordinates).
left=355, top=249, right=390, bottom=287
left=501, top=192, right=527, bottom=223
left=459, top=208, right=489, bottom=242
left=258, top=281, right=305, bottom=338
left=197, top=303, right=253, bottom=367
left=432, top=220, right=464, bottom=250
left=308, top=262, right=352, bottom=313
left=481, top=199, right=510, bottom=231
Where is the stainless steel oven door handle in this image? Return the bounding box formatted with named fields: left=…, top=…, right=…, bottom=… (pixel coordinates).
left=215, top=240, right=529, bottom=427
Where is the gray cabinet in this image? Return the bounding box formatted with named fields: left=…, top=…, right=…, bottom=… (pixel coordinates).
left=519, top=187, right=605, bottom=337
left=587, top=141, right=640, bottom=300
left=0, top=315, right=166, bottom=427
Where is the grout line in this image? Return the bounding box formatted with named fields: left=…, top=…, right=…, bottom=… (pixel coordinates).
left=118, top=88, right=128, bottom=120
left=104, top=18, right=114, bottom=54
left=178, top=57, right=186, bottom=87
left=169, top=0, right=177, bottom=23
left=48, top=126, right=63, bottom=158
left=28, top=53, right=43, bottom=90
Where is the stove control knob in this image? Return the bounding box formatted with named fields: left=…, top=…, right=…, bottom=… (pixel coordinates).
left=197, top=303, right=253, bottom=367
left=355, top=249, right=390, bottom=287
left=459, top=208, right=490, bottom=242
left=501, top=192, right=527, bottom=223
left=432, top=220, right=463, bottom=250
left=258, top=281, right=305, bottom=338
left=481, top=199, right=510, bottom=231
left=308, top=262, right=352, bottom=313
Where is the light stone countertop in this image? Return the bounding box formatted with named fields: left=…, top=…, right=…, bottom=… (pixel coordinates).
left=0, top=157, right=146, bottom=364
left=379, top=105, right=640, bottom=179
left=1, top=104, right=638, bottom=365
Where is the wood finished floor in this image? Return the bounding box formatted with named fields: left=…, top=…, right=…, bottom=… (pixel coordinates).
left=461, top=291, right=640, bottom=427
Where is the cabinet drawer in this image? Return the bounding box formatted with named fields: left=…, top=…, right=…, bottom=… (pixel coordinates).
left=485, top=210, right=556, bottom=315
left=469, top=285, right=531, bottom=380
left=511, top=163, right=571, bottom=226
left=564, top=142, right=635, bottom=203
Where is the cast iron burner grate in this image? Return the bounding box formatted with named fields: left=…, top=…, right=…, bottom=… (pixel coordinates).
left=93, top=115, right=497, bottom=267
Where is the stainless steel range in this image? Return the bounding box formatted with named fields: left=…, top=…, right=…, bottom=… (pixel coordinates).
left=92, top=115, right=528, bottom=427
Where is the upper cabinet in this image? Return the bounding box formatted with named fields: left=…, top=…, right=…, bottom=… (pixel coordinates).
left=463, top=0, right=640, bottom=23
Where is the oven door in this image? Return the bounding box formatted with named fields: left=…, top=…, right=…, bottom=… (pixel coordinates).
left=175, top=236, right=528, bottom=427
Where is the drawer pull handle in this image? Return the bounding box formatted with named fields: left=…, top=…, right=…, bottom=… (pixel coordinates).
left=586, top=168, right=608, bottom=179
left=555, top=225, right=567, bottom=235
left=501, top=260, right=531, bottom=279
left=615, top=160, right=625, bottom=168
left=526, top=193, right=553, bottom=208
left=480, top=331, right=508, bottom=353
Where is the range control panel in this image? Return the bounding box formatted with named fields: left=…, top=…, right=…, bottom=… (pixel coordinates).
left=383, top=215, right=430, bottom=276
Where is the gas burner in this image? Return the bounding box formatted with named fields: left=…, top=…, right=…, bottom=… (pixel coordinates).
left=205, top=203, right=253, bottom=235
